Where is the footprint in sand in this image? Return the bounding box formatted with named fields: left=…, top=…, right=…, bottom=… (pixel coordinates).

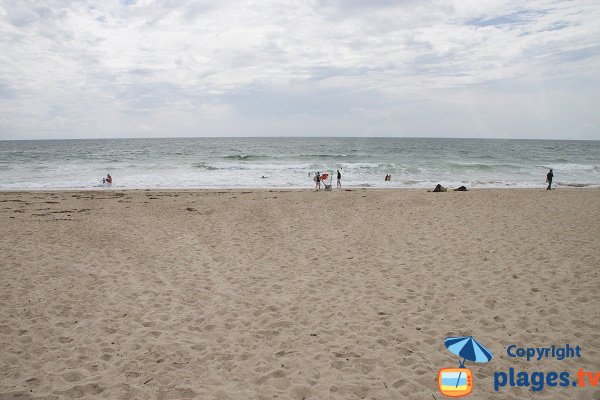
left=62, top=370, right=84, bottom=383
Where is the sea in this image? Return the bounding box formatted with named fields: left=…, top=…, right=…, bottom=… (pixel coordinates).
left=0, top=137, right=598, bottom=190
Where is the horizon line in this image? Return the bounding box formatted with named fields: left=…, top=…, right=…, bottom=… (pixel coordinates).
left=2, top=136, right=599, bottom=142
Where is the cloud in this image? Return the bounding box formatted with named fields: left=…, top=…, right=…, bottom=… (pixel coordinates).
left=0, top=0, right=599, bottom=139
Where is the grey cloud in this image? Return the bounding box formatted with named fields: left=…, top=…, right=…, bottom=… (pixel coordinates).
left=0, top=81, right=17, bottom=99
left=317, top=0, right=429, bottom=13
left=180, top=1, right=221, bottom=22
left=5, top=5, right=51, bottom=27
left=540, top=21, right=570, bottom=32
left=2, top=1, right=72, bottom=27
left=551, top=45, right=600, bottom=63
left=466, top=9, right=549, bottom=28
left=221, top=84, right=388, bottom=118
left=111, top=82, right=213, bottom=113
left=128, top=68, right=157, bottom=76
left=303, top=65, right=384, bottom=83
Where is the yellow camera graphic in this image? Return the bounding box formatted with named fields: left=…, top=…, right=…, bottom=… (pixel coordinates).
left=438, top=368, right=473, bottom=397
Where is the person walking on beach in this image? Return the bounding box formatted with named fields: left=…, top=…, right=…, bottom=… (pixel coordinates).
left=546, top=169, right=553, bottom=190
left=337, top=170, right=341, bottom=188
left=315, top=172, right=321, bottom=191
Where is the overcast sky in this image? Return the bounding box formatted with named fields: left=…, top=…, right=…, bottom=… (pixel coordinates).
left=1, top=0, right=599, bottom=140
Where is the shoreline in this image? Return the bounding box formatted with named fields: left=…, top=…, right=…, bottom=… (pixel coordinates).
left=1, top=186, right=599, bottom=194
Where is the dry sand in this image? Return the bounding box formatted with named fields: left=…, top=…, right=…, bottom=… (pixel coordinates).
left=1, top=188, right=599, bottom=400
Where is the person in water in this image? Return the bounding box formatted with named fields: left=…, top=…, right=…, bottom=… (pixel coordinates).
left=546, top=169, right=553, bottom=190
left=106, top=174, right=112, bottom=185
left=337, top=170, right=342, bottom=189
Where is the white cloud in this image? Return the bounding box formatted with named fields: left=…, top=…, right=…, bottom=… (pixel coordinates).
left=0, top=0, right=599, bottom=139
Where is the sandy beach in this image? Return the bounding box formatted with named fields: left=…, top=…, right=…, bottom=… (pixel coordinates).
left=1, top=188, right=599, bottom=399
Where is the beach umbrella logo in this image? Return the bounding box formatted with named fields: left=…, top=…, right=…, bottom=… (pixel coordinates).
left=437, top=336, right=493, bottom=397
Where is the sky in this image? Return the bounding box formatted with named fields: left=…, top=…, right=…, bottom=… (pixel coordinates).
left=0, top=0, right=599, bottom=140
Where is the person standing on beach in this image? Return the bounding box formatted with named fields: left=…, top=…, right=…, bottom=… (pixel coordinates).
left=337, top=170, right=341, bottom=188
left=315, top=172, right=321, bottom=191
left=546, top=169, right=553, bottom=190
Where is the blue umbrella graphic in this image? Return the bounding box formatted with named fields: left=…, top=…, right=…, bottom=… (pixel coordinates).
left=444, top=336, right=493, bottom=388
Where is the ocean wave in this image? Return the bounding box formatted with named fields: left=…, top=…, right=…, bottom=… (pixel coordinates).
left=223, top=154, right=269, bottom=161
left=191, top=162, right=219, bottom=170
left=536, top=163, right=598, bottom=172
left=558, top=182, right=595, bottom=188
left=447, top=162, right=522, bottom=170
left=350, top=162, right=389, bottom=169
left=403, top=166, right=422, bottom=174
left=447, top=162, right=494, bottom=170
left=471, top=179, right=518, bottom=186
left=297, top=154, right=355, bottom=158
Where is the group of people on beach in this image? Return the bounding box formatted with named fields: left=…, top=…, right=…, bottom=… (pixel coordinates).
left=101, top=174, right=112, bottom=185
left=313, top=169, right=400, bottom=191
left=313, top=170, right=343, bottom=191
left=98, top=169, right=555, bottom=191
left=312, top=169, right=556, bottom=191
